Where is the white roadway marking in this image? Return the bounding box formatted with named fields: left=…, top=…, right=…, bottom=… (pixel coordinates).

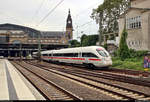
left=0, top=59, right=9, bottom=100
left=5, top=60, right=36, bottom=100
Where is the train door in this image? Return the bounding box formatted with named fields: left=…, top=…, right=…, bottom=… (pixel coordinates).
left=78, top=52, right=83, bottom=64
left=82, top=53, right=89, bottom=64
left=51, top=51, right=54, bottom=61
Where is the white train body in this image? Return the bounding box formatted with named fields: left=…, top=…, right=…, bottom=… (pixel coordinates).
left=38, top=46, right=112, bottom=68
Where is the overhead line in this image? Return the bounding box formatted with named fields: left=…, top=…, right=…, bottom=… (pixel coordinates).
left=37, top=0, right=64, bottom=26
left=78, top=21, right=93, bottom=28
left=31, top=0, right=47, bottom=24
left=75, top=1, right=101, bottom=18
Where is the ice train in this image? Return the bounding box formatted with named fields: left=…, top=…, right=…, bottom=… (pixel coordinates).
left=33, top=46, right=112, bottom=68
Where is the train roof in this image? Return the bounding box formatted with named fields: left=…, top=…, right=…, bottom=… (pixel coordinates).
left=41, top=46, right=105, bottom=54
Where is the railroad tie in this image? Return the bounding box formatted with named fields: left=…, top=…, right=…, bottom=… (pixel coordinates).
left=139, top=97, right=150, bottom=100
left=130, top=94, right=145, bottom=99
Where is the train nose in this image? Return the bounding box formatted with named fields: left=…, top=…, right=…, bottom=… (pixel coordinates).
left=104, top=57, right=112, bottom=66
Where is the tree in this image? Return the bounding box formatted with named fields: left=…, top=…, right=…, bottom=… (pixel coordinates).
left=80, top=34, right=98, bottom=46
left=91, top=0, right=130, bottom=43
left=88, top=35, right=98, bottom=46
left=118, top=27, right=130, bottom=60
left=69, top=40, right=80, bottom=47
left=81, top=34, right=88, bottom=46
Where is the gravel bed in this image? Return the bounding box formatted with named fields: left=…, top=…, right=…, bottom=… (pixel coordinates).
left=25, top=63, right=116, bottom=100
left=13, top=63, right=55, bottom=100
left=30, top=61, right=150, bottom=95
left=75, top=73, right=150, bottom=95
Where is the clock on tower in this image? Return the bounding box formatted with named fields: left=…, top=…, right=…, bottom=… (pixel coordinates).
left=68, top=21, right=71, bottom=24
left=66, top=9, right=73, bottom=40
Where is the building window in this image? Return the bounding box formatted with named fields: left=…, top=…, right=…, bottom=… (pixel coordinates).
left=126, top=16, right=141, bottom=29
left=128, top=41, right=131, bottom=47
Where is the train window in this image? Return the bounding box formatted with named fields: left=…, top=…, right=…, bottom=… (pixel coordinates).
left=53, top=53, right=63, bottom=57
left=89, top=53, right=98, bottom=58
left=62, top=53, right=66, bottom=57
left=73, top=53, right=78, bottom=57
left=62, top=53, right=78, bottom=57
left=53, top=53, right=78, bottom=57
left=53, top=54, right=57, bottom=56
left=67, top=53, right=74, bottom=57
left=97, top=50, right=108, bottom=57
left=59, top=54, right=63, bottom=56
left=43, top=54, right=48, bottom=56
left=83, top=53, right=88, bottom=57
left=82, top=53, right=98, bottom=58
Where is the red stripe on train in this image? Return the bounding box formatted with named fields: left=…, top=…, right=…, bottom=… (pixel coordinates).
left=88, top=59, right=101, bottom=61
left=46, top=57, right=85, bottom=60
left=42, top=56, right=101, bottom=61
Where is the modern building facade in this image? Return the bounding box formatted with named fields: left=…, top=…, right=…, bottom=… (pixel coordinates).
left=119, top=0, right=150, bottom=51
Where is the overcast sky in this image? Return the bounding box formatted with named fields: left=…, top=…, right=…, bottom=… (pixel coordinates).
left=0, top=0, right=104, bottom=39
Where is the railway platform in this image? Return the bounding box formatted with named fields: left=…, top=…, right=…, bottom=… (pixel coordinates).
left=0, top=59, right=45, bottom=100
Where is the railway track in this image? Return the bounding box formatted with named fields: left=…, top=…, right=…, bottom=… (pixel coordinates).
left=98, top=68, right=150, bottom=77
left=11, top=61, right=82, bottom=100
left=27, top=60, right=150, bottom=88
left=14, top=61, right=150, bottom=100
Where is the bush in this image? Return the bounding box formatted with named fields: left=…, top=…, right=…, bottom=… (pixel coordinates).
left=129, top=49, right=148, bottom=58
left=114, top=48, right=148, bottom=58
left=118, top=27, right=130, bottom=60
left=128, top=49, right=136, bottom=58
left=136, top=51, right=148, bottom=57
left=112, top=56, right=145, bottom=71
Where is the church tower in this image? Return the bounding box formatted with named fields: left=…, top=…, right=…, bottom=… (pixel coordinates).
left=66, top=9, right=73, bottom=40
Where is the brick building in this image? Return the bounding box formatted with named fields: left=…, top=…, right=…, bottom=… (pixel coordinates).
left=0, top=10, right=73, bottom=57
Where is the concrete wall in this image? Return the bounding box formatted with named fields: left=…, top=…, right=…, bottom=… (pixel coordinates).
left=141, top=11, right=149, bottom=50
left=118, top=17, right=125, bottom=43
left=131, top=0, right=150, bottom=8
left=119, top=9, right=150, bottom=51
left=126, top=9, right=144, bottom=50
left=148, top=13, right=150, bottom=50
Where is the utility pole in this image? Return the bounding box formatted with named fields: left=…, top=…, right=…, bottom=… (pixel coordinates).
left=20, top=43, right=22, bottom=61
left=38, top=31, right=41, bottom=62
left=99, top=12, right=103, bottom=46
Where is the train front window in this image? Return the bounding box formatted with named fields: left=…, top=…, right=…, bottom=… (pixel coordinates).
left=97, top=50, right=108, bottom=57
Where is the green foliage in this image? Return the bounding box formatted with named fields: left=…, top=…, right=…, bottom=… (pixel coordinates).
left=70, top=34, right=99, bottom=47
left=103, top=42, right=107, bottom=50
left=81, top=34, right=98, bottom=46
left=112, top=57, right=146, bottom=71
left=69, top=40, right=80, bottom=47
left=114, top=48, right=148, bottom=58
left=91, top=0, right=130, bottom=42
left=81, top=34, right=88, bottom=46
left=118, top=27, right=130, bottom=60
left=88, top=35, right=99, bottom=46
left=128, top=49, right=148, bottom=58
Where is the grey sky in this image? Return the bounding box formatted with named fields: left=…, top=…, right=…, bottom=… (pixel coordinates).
left=0, top=0, right=104, bottom=39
